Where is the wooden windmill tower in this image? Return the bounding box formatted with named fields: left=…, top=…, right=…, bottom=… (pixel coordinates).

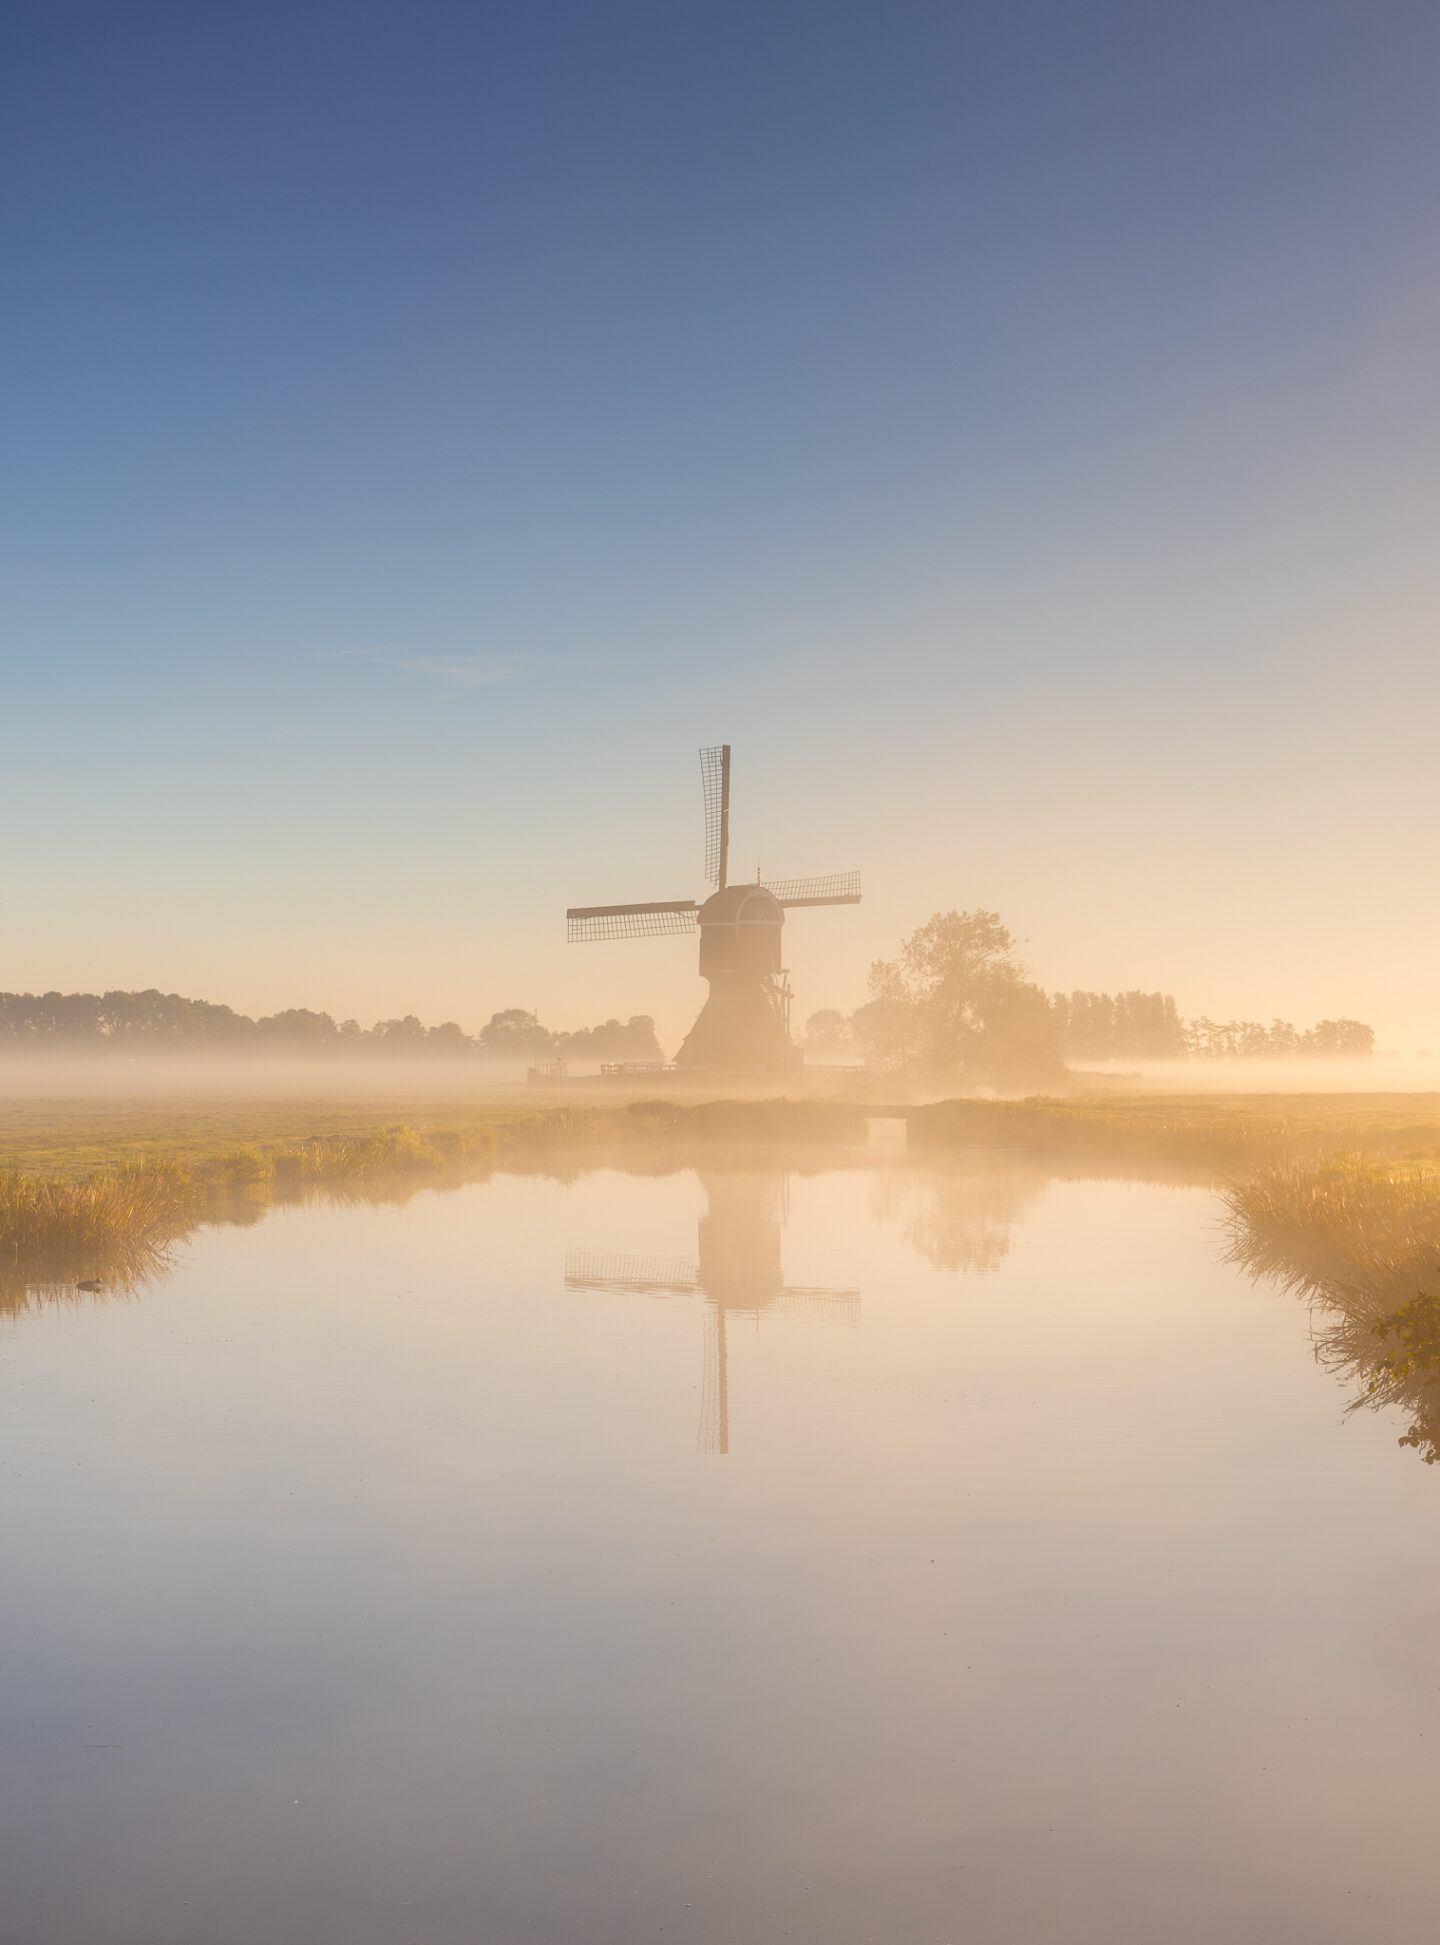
left=566, top=745, right=861, bottom=1072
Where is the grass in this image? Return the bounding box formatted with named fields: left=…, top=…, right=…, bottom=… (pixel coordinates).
left=17, top=1074, right=1440, bottom=1393
left=1224, top=1155, right=1440, bottom=1463
left=908, top=1092, right=1440, bottom=1171
left=0, top=1160, right=194, bottom=1312
left=0, top=1097, right=867, bottom=1310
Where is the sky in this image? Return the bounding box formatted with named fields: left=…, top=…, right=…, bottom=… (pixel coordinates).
left=3, top=0, right=1440, bottom=1050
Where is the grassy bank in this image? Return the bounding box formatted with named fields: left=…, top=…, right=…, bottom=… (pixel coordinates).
left=1225, top=1156, right=1440, bottom=1462
left=14, top=1083, right=1440, bottom=1332
left=0, top=1098, right=867, bottom=1308
left=908, top=1092, right=1440, bottom=1171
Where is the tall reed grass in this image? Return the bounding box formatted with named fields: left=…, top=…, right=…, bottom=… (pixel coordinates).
left=0, top=1099, right=863, bottom=1311
left=1225, top=1155, right=1440, bottom=1461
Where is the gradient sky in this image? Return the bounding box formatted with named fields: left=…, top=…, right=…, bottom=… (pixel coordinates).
left=4, top=1, right=1440, bottom=1050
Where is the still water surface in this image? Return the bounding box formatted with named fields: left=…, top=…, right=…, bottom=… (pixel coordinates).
left=3, top=1158, right=1438, bottom=1943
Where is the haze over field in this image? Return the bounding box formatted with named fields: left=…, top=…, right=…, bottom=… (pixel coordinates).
left=4, top=3, right=1439, bottom=1050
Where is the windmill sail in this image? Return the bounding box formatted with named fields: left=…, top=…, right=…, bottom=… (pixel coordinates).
left=698, top=1302, right=729, bottom=1455
left=566, top=901, right=698, bottom=942
left=564, top=742, right=859, bottom=1068
left=700, top=744, right=730, bottom=888
left=565, top=1250, right=698, bottom=1295
left=763, top=871, right=861, bottom=908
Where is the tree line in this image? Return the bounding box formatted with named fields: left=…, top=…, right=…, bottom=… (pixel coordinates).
left=805, top=911, right=1375, bottom=1083
left=1045, top=993, right=1373, bottom=1061
left=0, top=990, right=663, bottom=1062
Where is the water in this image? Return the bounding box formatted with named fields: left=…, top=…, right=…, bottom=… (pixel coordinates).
left=3, top=1156, right=1438, bottom=1944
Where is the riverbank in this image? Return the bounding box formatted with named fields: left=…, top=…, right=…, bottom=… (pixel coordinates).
left=909, top=1092, right=1440, bottom=1169
left=1224, top=1154, right=1440, bottom=1462
left=9, top=1084, right=1440, bottom=1313
left=0, top=1099, right=865, bottom=1303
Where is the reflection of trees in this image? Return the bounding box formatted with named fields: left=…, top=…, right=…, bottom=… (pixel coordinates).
left=1225, top=1160, right=1440, bottom=1465
left=566, top=1170, right=858, bottom=1454
left=870, top=1157, right=1050, bottom=1275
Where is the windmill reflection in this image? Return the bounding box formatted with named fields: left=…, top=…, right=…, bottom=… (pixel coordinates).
left=565, top=1171, right=858, bottom=1453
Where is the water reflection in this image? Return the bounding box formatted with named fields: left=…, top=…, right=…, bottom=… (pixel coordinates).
left=1225, top=1175, right=1440, bottom=1467
left=869, top=1153, right=1050, bottom=1273
left=566, top=1171, right=859, bottom=1452
left=12, top=1159, right=1440, bottom=1942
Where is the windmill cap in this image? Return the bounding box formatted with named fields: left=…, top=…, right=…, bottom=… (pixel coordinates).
left=696, top=884, right=784, bottom=926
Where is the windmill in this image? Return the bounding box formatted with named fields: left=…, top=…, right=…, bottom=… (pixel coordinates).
left=567, top=746, right=861, bottom=1071
left=564, top=1172, right=859, bottom=1453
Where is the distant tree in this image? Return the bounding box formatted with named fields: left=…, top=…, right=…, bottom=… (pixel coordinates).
left=861, top=910, right=1064, bottom=1086
left=425, top=1021, right=475, bottom=1055
left=370, top=1015, right=429, bottom=1053
left=478, top=1009, right=558, bottom=1059
left=1181, top=1014, right=1375, bottom=1059
left=804, top=1009, right=851, bottom=1053
left=620, top=1014, right=665, bottom=1060
left=1304, top=1018, right=1375, bottom=1058
left=556, top=1015, right=664, bottom=1060
left=256, top=1008, right=339, bottom=1050
left=851, top=994, right=927, bottom=1074
left=1051, top=990, right=1184, bottom=1061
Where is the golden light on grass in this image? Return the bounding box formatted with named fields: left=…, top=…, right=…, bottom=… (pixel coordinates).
left=1225, top=1156, right=1440, bottom=1462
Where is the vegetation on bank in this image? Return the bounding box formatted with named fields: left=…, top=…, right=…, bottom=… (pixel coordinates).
left=803, top=910, right=1374, bottom=1079
left=1225, top=1157, right=1440, bottom=1463
left=16, top=1084, right=1440, bottom=1465
left=907, top=1092, right=1440, bottom=1171
left=0, top=1099, right=866, bottom=1308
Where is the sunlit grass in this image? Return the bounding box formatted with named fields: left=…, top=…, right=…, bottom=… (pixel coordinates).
left=1225, top=1155, right=1440, bottom=1462
left=909, top=1093, right=1440, bottom=1170
left=0, top=1100, right=865, bottom=1309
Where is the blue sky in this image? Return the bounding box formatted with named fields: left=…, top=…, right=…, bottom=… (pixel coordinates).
left=4, top=1, right=1440, bottom=1046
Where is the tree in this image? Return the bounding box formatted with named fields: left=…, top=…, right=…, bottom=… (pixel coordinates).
left=425, top=1021, right=475, bottom=1055
left=370, top=1015, right=428, bottom=1053
left=804, top=1008, right=851, bottom=1053
left=1305, top=1018, right=1375, bottom=1057
left=860, top=909, right=1064, bottom=1086
left=554, top=1015, right=664, bottom=1060
left=256, top=1008, right=339, bottom=1050
left=478, top=1009, right=557, bottom=1059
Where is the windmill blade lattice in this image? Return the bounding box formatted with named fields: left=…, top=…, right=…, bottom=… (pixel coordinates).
left=565, top=1250, right=699, bottom=1296
left=566, top=902, right=698, bottom=943
left=562, top=742, right=860, bottom=1071
left=763, top=871, right=862, bottom=907
left=700, top=745, right=729, bottom=887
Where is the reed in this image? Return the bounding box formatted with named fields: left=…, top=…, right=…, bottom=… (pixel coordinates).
left=0, top=1159, right=196, bottom=1260
left=0, top=1099, right=863, bottom=1308
left=1224, top=1155, right=1440, bottom=1461
left=0, top=1160, right=197, bottom=1313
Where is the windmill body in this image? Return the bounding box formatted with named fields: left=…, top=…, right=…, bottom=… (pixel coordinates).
left=566, top=746, right=860, bottom=1073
